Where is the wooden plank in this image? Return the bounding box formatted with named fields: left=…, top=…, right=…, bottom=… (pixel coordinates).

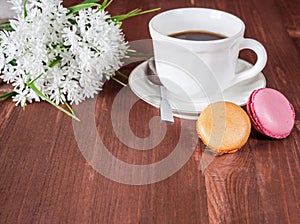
left=0, top=0, right=299, bottom=223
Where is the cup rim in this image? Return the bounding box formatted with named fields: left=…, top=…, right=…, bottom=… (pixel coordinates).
left=149, top=7, right=245, bottom=44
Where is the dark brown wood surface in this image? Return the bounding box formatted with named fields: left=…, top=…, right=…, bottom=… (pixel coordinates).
left=0, top=0, right=299, bottom=223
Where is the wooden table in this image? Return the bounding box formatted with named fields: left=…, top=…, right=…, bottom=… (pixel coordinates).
left=0, top=0, right=299, bottom=223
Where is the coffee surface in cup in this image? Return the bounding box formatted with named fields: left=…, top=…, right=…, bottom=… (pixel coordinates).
left=169, top=30, right=227, bottom=41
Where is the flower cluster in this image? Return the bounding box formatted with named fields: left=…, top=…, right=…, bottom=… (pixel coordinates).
left=0, top=0, right=128, bottom=107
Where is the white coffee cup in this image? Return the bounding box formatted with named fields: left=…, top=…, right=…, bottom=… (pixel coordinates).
left=149, top=8, right=267, bottom=100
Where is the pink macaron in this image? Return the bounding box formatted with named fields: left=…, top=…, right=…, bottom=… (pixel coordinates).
left=247, top=88, right=295, bottom=139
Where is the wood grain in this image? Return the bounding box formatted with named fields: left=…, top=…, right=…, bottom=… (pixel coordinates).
left=0, top=0, right=299, bottom=223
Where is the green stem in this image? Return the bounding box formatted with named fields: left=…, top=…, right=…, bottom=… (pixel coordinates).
left=0, top=91, right=15, bottom=99
left=116, top=71, right=128, bottom=79
left=27, top=57, right=62, bottom=86
left=27, top=72, right=45, bottom=86
left=133, top=8, right=161, bottom=16
left=0, top=21, right=10, bottom=25
left=63, top=99, right=76, bottom=116
left=24, top=0, right=28, bottom=18
left=111, top=8, right=160, bottom=21
left=0, top=25, right=14, bottom=31
left=99, top=0, right=113, bottom=11
left=28, top=82, right=80, bottom=121
left=127, top=53, right=153, bottom=58
left=111, top=76, right=127, bottom=87
left=68, top=3, right=101, bottom=14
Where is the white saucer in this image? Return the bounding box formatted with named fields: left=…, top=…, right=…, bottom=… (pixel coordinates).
left=129, top=59, right=266, bottom=120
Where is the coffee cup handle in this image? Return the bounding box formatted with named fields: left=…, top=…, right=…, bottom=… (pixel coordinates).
left=227, top=38, right=267, bottom=89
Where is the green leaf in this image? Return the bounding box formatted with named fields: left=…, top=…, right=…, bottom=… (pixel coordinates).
left=48, top=56, right=62, bottom=68
left=111, top=76, right=127, bottom=87
left=63, top=100, right=76, bottom=116
left=0, top=21, right=10, bottom=25
left=99, top=0, right=113, bottom=11
left=115, top=70, right=128, bottom=79
left=27, top=72, right=44, bottom=86
left=81, top=0, right=99, bottom=3
left=0, top=25, right=14, bottom=31
left=100, top=0, right=108, bottom=6
left=68, top=3, right=101, bottom=14
left=28, top=82, right=80, bottom=121
left=23, top=0, right=28, bottom=18
left=111, top=8, right=160, bottom=21
left=134, top=8, right=161, bottom=16
left=27, top=57, right=62, bottom=86
left=9, top=59, right=17, bottom=66
left=0, top=91, right=15, bottom=99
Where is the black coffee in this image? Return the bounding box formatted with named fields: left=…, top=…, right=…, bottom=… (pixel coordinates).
left=169, top=30, right=227, bottom=41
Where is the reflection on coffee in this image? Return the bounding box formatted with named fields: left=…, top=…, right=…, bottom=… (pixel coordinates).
left=169, top=30, right=227, bottom=41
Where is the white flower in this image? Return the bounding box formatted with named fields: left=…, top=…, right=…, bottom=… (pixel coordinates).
left=0, top=48, right=4, bottom=70
left=12, top=87, right=29, bottom=106
left=1, top=0, right=128, bottom=106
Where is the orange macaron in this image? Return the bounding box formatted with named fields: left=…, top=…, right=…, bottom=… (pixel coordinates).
left=196, top=101, right=251, bottom=154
